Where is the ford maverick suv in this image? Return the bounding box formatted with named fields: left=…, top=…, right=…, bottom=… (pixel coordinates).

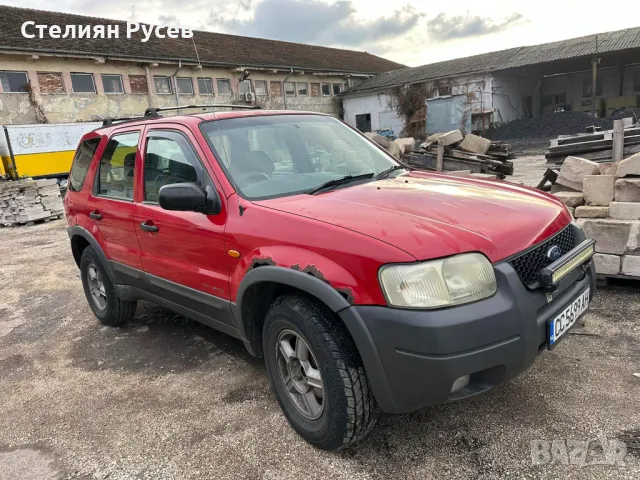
left=65, top=106, right=596, bottom=450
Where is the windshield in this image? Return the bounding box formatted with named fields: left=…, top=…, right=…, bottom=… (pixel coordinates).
left=200, top=114, right=398, bottom=200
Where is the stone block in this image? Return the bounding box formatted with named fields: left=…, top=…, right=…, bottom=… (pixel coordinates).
left=385, top=140, right=402, bottom=159
left=460, top=134, right=491, bottom=154
left=427, top=130, right=463, bottom=146
left=593, top=253, right=621, bottom=275
left=608, top=202, right=640, bottom=220
left=470, top=173, right=498, bottom=179
left=368, top=133, right=390, bottom=147
left=614, top=178, right=640, bottom=202
left=550, top=184, right=580, bottom=194
left=394, top=137, right=414, bottom=153
left=578, top=219, right=634, bottom=255
left=553, top=191, right=584, bottom=208
left=597, top=162, right=612, bottom=175
left=447, top=170, right=472, bottom=176
left=621, top=255, right=640, bottom=276
left=583, top=175, right=614, bottom=206
left=615, top=152, right=640, bottom=178
left=575, top=206, right=608, bottom=218
left=556, top=156, right=600, bottom=191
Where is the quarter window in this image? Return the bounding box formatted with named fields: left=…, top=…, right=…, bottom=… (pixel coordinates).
left=144, top=133, right=202, bottom=202
left=71, top=73, right=96, bottom=93
left=0, top=71, right=29, bottom=93
left=177, top=77, right=194, bottom=95
left=69, top=138, right=101, bottom=192
left=101, top=74, right=124, bottom=94
left=217, top=78, right=231, bottom=94
left=154, top=76, right=173, bottom=94
left=96, top=132, right=140, bottom=200
left=197, top=77, right=213, bottom=95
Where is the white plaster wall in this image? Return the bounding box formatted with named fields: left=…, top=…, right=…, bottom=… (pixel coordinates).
left=343, top=92, right=403, bottom=135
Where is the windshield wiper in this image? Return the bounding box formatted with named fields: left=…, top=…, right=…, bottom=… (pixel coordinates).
left=374, top=164, right=408, bottom=180
left=307, top=172, right=375, bottom=195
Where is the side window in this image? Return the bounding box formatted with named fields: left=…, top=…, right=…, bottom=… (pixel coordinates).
left=69, top=138, right=101, bottom=192
left=96, top=132, right=140, bottom=200
left=144, top=132, right=202, bottom=202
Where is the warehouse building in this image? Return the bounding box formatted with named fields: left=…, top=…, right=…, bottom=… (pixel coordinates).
left=343, top=26, right=640, bottom=137
left=0, top=6, right=403, bottom=125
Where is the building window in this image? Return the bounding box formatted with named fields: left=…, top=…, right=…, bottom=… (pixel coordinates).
left=634, top=72, right=640, bottom=92
left=542, top=93, right=567, bottom=107
left=0, top=71, right=29, bottom=93
left=102, top=74, right=124, bottom=94
left=270, top=81, right=282, bottom=97
left=297, top=82, right=308, bottom=96
left=438, top=85, right=451, bottom=96
left=217, top=78, right=231, bottom=94
left=239, top=80, right=252, bottom=94
left=197, top=77, right=213, bottom=95
left=355, top=113, right=372, bottom=132
left=284, top=82, right=295, bottom=96
left=332, top=83, right=343, bottom=95
left=254, top=80, right=268, bottom=96
left=154, top=76, right=172, bottom=94
left=177, top=77, right=194, bottom=95
left=71, top=73, right=96, bottom=93
left=36, top=72, right=65, bottom=94
left=129, top=75, right=148, bottom=94
left=583, top=77, right=603, bottom=97
left=321, top=83, right=331, bottom=96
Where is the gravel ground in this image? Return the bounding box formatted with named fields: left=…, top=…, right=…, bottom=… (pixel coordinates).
left=1, top=188, right=639, bottom=479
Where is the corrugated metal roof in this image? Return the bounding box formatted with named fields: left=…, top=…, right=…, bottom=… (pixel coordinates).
left=348, top=26, right=640, bottom=93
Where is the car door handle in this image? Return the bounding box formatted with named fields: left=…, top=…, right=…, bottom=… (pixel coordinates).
left=140, top=221, right=159, bottom=233
left=89, top=211, right=102, bottom=220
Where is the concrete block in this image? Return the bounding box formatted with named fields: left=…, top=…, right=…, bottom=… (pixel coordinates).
left=608, top=202, right=640, bottom=220
left=369, top=134, right=390, bottom=148
left=615, top=152, right=640, bottom=178
left=578, top=219, right=634, bottom=255
left=614, top=178, right=640, bottom=202
left=597, top=163, right=612, bottom=175
left=593, top=253, right=621, bottom=275
left=621, top=255, right=640, bottom=276
left=583, top=175, right=615, bottom=206
left=551, top=184, right=580, bottom=194
left=553, top=191, right=584, bottom=208
left=385, top=140, right=402, bottom=159
left=460, top=134, right=491, bottom=154
left=394, top=137, right=414, bottom=153
left=35, top=178, right=57, bottom=187
left=427, top=130, right=463, bottom=146
left=470, top=173, right=498, bottom=179
left=556, top=156, right=600, bottom=191
left=575, top=206, right=608, bottom=218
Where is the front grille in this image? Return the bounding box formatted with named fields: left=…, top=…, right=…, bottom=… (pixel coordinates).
left=508, top=225, right=576, bottom=287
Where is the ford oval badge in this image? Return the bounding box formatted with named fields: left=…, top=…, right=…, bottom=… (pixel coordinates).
left=547, top=245, right=562, bottom=261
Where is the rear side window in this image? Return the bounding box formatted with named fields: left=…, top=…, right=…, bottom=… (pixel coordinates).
left=69, top=138, right=101, bottom=192
left=96, top=132, right=140, bottom=200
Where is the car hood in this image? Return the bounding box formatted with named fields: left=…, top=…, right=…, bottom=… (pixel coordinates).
left=255, top=171, right=572, bottom=263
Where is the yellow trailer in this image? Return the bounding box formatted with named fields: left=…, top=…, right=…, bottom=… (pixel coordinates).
left=1, top=122, right=101, bottom=179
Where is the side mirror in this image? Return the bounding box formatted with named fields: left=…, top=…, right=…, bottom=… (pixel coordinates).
left=158, top=183, right=221, bottom=214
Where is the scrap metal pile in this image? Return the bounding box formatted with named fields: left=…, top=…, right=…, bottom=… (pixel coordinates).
left=402, top=130, right=514, bottom=179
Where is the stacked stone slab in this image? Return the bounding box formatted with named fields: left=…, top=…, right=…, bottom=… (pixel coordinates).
left=552, top=152, right=640, bottom=277
left=0, top=178, right=64, bottom=226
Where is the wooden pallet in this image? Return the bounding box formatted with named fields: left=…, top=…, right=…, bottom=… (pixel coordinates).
left=596, top=273, right=640, bottom=287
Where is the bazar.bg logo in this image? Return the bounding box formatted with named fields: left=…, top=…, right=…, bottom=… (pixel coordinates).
left=531, top=435, right=627, bottom=467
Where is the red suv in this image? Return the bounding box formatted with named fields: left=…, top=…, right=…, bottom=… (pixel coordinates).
left=65, top=106, right=596, bottom=450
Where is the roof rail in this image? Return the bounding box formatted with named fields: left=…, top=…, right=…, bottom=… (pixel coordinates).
left=144, top=104, right=260, bottom=117
left=101, top=116, right=146, bottom=127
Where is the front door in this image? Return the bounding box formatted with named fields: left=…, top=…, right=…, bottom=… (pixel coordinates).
left=133, top=126, right=233, bottom=325
left=86, top=130, right=143, bottom=271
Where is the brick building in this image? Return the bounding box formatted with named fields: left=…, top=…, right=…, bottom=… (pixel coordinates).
left=0, top=6, right=404, bottom=124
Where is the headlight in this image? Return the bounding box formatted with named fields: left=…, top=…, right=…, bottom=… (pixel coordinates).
left=379, top=253, right=497, bottom=309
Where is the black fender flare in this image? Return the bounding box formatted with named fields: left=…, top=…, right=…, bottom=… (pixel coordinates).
left=67, top=225, right=116, bottom=284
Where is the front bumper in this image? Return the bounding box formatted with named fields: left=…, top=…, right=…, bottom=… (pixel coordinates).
left=339, top=242, right=596, bottom=414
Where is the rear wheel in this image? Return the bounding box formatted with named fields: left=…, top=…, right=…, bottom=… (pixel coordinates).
left=80, top=247, right=137, bottom=326
left=263, top=294, right=379, bottom=450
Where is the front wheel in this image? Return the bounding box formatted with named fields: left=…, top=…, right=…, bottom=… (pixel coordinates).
left=263, top=295, right=379, bottom=450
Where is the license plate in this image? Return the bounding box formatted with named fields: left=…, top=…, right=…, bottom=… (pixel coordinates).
left=549, top=287, right=590, bottom=347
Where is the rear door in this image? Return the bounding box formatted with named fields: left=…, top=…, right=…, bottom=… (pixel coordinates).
left=133, top=125, right=233, bottom=325
left=85, top=130, right=143, bottom=270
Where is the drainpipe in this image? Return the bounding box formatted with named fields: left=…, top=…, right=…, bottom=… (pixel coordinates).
left=283, top=68, right=294, bottom=110
left=172, top=60, right=182, bottom=109
left=144, top=65, right=153, bottom=107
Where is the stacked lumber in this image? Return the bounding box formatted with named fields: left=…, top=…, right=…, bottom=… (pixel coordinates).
left=0, top=178, right=64, bottom=226
left=546, top=119, right=640, bottom=165
left=550, top=153, right=640, bottom=279
left=403, top=130, right=514, bottom=179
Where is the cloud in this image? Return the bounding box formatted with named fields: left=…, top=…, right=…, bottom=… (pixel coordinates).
left=208, top=0, right=423, bottom=48
left=428, top=12, right=527, bottom=41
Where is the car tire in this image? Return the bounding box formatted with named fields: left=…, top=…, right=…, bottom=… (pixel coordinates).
left=263, top=294, right=379, bottom=450
left=80, top=247, right=137, bottom=326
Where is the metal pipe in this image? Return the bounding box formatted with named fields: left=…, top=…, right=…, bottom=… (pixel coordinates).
left=172, top=61, right=182, bottom=109
left=282, top=68, right=294, bottom=110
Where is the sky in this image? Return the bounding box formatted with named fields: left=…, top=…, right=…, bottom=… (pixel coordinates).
left=3, top=0, right=640, bottom=67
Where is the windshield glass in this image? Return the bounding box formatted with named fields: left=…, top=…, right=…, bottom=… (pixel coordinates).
left=200, top=114, right=398, bottom=200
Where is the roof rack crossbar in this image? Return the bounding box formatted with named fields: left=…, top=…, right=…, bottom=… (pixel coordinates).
left=144, top=104, right=260, bottom=117
left=102, top=116, right=146, bottom=126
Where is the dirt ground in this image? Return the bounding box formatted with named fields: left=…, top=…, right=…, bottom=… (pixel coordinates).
left=1, top=165, right=639, bottom=479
